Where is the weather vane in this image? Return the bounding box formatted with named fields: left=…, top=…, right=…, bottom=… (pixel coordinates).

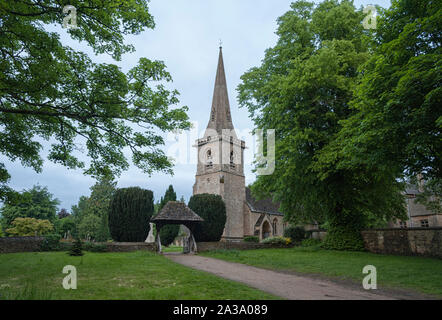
left=219, top=39, right=223, bottom=48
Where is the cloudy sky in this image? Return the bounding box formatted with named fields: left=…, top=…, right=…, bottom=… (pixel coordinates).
left=4, top=0, right=391, bottom=210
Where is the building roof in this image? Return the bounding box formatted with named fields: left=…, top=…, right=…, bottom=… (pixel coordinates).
left=151, top=201, right=204, bottom=223
left=405, top=184, right=421, bottom=195
left=204, top=47, right=237, bottom=138
left=245, top=187, right=283, bottom=216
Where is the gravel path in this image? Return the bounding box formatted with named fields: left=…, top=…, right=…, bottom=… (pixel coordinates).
left=166, top=253, right=411, bottom=300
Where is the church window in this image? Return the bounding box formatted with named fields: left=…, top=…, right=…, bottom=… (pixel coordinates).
left=272, top=218, right=278, bottom=235
left=420, top=219, right=429, bottom=228
left=230, top=151, right=236, bottom=169
left=206, top=149, right=213, bottom=169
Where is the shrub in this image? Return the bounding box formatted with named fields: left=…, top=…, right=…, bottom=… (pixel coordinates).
left=283, top=226, right=305, bottom=242
left=160, top=224, right=180, bottom=246
left=243, top=236, right=259, bottom=243
left=301, top=238, right=322, bottom=247
left=261, top=236, right=291, bottom=246
left=54, top=217, right=76, bottom=238
left=188, top=194, right=226, bottom=242
left=321, top=212, right=365, bottom=251
left=108, top=187, right=154, bottom=242
left=6, top=217, right=53, bottom=236
left=69, top=237, right=83, bottom=256
left=40, top=233, right=61, bottom=251
left=83, top=242, right=107, bottom=252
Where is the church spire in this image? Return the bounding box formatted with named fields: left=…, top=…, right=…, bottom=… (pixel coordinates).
left=206, top=46, right=235, bottom=136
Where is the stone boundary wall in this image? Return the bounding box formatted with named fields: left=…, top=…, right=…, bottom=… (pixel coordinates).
left=196, top=241, right=291, bottom=252
left=361, top=227, right=442, bottom=258
left=105, top=242, right=157, bottom=252
left=0, top=236, right=45, bottom=254
left=0, top=237, right=157, bottom=254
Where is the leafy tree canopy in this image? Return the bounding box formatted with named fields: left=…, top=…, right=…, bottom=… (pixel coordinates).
left=330, top=0, right=441, bottom=211
left=6, top=217, right=54, bottom=236
left=0, top=0, right=191, bottom=199
left=0, top=185, right=59, bottom=232
left=238, top=0, right=407, bottom=250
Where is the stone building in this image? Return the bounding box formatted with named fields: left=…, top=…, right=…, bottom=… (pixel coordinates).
left=389, top=185, right=442, bottom=228
left=193, top=47, right=285, bottom=241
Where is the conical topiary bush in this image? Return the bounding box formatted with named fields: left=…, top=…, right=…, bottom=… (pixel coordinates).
left=69, top=237, right=84, bottom=256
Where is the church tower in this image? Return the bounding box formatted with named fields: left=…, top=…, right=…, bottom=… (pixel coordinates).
left=193, top=46, right=246, bottom=241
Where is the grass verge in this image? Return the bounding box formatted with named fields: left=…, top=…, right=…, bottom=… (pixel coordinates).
left=201, top=246, right=442, bottom=297
left=0, top=251, right=278, bottom=300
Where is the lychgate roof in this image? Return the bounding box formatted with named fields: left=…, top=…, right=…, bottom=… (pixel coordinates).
left=151, top=201, right=204, bottom=223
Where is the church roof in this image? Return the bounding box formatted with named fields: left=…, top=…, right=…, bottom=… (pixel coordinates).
left=151, top=201, right=204, bottom=223
left=205, top=47, right=236, bottom=138
left=245, top=187, right=283, bottom=216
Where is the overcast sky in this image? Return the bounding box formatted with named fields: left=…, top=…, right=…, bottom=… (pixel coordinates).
left=3, top=0, right=391, bottom=211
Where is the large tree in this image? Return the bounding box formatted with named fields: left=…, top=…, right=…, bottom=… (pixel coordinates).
left=0, top=0, right=191, bottom=199
left=108, top=187, right=154, bottom=242
left=0, top=185, right=59, bottom=233
left=238, top=0, right=406, bottom=250
left=70, top=177, right=116, bottom=240
left=333, top=0, right=441, bottom=211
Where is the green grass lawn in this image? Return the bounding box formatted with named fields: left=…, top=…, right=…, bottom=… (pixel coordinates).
left=162, top=245, right=184, bottom=253
left=201, top=247, right=442, bottom=297
left=0, top=251, right=278, bottom=300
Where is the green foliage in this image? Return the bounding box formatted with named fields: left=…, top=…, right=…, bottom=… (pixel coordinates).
left=6, top=217, right=54, bottom=236
left=40, top=234, right=61, bottom=251
left=301, top=238, right=322, bottom=247
left=237, top=0, right=407, bottom=250
left=334, top=0, right=441, bottom=187
left=243, top=236, right=259, bottom=243
left=159, top=225, right=179, bottom=247
left=158, top=185, right=179, bottom=246
left=283, top=226, right=306, bottom=242
left=78, top=214, right=101, bottom=240
left=71, top=177, right=116, bottom=240
left=54, top=217, right=76, bottom=238
left=83, top=242, right=107, bottom=253
left=322, top=210, right=365, bottom=251
left=108, top=187, right=154, bottom=242
left=188, top=194, right=226, bottom=242
left=261, top=236, right=291, bottom=246
left=0, top=185, right=59, bottom=233
left=412, top=178, right=442, bottom=214
left=69, top=238, right=84, bottom=256
left=0, top=0, right=190, bottom=197
left=0, top=223, right=3, bottom=237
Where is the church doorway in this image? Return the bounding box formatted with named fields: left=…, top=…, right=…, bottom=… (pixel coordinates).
left=262, top=221, right=271, bottom=240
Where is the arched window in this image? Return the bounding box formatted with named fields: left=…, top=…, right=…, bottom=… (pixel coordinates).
left=272, top=218, right=278, bottom=235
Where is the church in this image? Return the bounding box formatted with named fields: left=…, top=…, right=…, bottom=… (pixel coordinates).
left=193, top=47, right=286, bottom=242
